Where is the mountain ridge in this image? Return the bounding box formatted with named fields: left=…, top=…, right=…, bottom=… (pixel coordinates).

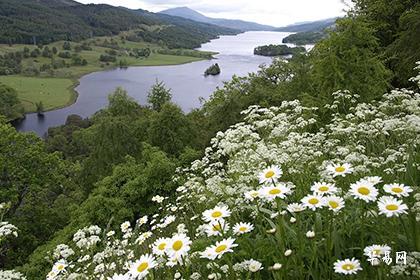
left=160, top=7, right=275, bottom=31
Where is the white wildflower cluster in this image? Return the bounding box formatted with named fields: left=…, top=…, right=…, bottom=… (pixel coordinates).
left=53, top=244, right=75, bottom=260
left=0, top=270, right=27, bottom=280
left=0, top=222, right=18, bottom=239
left=73, top=225, right=102, bottom=249
left=390, top=252, right=420, bottom=277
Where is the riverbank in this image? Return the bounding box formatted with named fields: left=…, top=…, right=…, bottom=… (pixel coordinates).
left=0, top=37, right=214, bottom=116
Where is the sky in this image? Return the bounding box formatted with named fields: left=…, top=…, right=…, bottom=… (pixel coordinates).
left=76, top=0, right=349, bottom=27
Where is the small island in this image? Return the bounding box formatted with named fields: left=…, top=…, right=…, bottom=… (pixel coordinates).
left=204, top=63, right=221, bottom=76
left=254, top=44, right=306, bottom=57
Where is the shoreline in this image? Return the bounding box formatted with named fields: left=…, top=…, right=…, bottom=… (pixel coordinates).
left=9, top=54, right=214, bottom=119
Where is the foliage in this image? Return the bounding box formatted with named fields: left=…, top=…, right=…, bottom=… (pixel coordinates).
left=282, top=31, right=326, bottom=45
left=0, top=83, right=24, bottom=120
left=147, top=80, right=172, bottom=111
left=309, top=17, right=391, bottom=103
left=0, top=123, right=80, bottom=268
left=254, top=44, right=306, bottom=56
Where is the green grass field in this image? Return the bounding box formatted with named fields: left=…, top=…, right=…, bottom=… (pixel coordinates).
left=0, top=76, right=75, bottom=112
left=0, top=34, right=209, bottom=113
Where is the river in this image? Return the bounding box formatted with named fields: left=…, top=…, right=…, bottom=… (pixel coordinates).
left=14, top=31, right=295, bottom=136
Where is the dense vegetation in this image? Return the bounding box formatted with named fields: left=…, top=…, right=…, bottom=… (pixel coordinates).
left=0, top=83, right=24, bottom=120
left=282, top=31, right=326, bottom=45
left=0, top=0, right=420, bottom=279
left=204, top=63, right=221, bottom=76
left=254, top=44, right=306, bottom=56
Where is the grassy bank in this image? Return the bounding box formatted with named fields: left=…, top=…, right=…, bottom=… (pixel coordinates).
left=0, top=35, right=213, bottom=114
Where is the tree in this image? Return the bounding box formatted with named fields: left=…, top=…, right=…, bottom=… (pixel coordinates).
left=0, top=83, right=24, bottom=120
left=62, top=41, right=71, bottom=51
left=147, top=80, right=172, bottom=111
left=0, top=123, right=79, bottom=268
left=147, top=103, right=191, bottom=156
left=310, top=17, right=391, bottom=102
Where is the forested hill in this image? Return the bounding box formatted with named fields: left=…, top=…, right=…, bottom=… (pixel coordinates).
left=0, top=0, right=239, bottom=46
left=276, top=17, right=337, bottom=32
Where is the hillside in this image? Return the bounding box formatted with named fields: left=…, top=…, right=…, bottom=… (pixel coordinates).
left=0, top=0, right=238, bottom=46
left=160, top=7, right=275, bottom=31
left=276, top=17, right=337, bottom=32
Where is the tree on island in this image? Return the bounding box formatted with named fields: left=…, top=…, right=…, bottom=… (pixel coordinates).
left=35, top=101, right=44, bottom=116
left=204, top=63, right=221, bottom=76
left=254, top=44, right=306, bottom=56
left=147, top=79, right=172, bottom=111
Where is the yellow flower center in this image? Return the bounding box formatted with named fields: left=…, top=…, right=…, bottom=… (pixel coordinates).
left=251, top=192, right=259, bottom=197
left=358, top=187, right=370, bottom=195
left=329, top=201, right=339, bottom=209
left=319, top=186, right=329, bottom=192
left=342, top=264, right=355, bottom=271
left=211, top=211, right=222, bottom=218
left=215, top=244, right=227, bottom=253
left=239, top=226, right=247, bottom=232
left=265, top=170, right=275, bottom=178
left=158, top=243, right=166, bottom=250
left=137, top=262, right=149, bottom=273
left=373, top=249, right=382, bottom=255
left=213, top=224, right=221, bottom=231
left=386, top=204, right=398, bottom=211
left=335, top=166, right=345, bottom=173
left=391, top=187, right=403, bottom=193
left=308, top=198, right=319, bottom=205
left=269, top=188, right=281, bottom=195
left=172, top=240, right=183, bottom=251
left=57, top=264, right=64, bottom=271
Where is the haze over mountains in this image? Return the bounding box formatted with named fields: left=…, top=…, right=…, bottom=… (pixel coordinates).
left=160, top=7, right=276, bottom=31
left=160, top=7, right=337, bottom=33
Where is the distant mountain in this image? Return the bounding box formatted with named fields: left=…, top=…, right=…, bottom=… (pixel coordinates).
left=0, top=0, right=238, bottom=48
left=160, top=7, right=275, bottom=31
left=276, top=18, right=337, bottom=32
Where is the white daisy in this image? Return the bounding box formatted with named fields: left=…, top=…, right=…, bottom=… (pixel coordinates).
left=202, top=205, right=231, bottom=222
left=326, top=163, right=353, bottom=177
left=130, top=254, right=157, bottom=279
left=258, top=184, right=291, bottom=201
left=311, top=182, right=337, bottom=196
left=200, top=238, right=238, bottom=260
left=383, top=183, right=413, bottom=198
left=323, top=196, right=345, bottom=212
left=333, top=258, right=362, bottom=275
left=233, top=222, right=254, bottom=235
left=152, top=237, right=170, bottom=256
left=363, top=244, right=391, bottom=258
left=166, top=233, right=192, bottom=259
left=247, top=260, right=263, bottom=272
left=259, top=165, right=282, bottom=184
left=377, top=196, right=408, bottom=217
left=286, top=203, right=306, bottom=213
left=349, top=180, right=378, bottom=202
left=244, top=190, right=260, bottom=201
left=364, top=176, right=382, bottom=185
left=301, top=194, right=324, bottom=210
left=205, top=220, right=230, bottom=237
left=52, top=260, right=67, bottom=274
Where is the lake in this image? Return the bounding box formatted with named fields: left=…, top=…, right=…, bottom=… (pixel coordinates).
left=14, top=31, right=294, bottom=136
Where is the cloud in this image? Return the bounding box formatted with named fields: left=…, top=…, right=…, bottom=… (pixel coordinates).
left=76, top=0, right=347, bottom=26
